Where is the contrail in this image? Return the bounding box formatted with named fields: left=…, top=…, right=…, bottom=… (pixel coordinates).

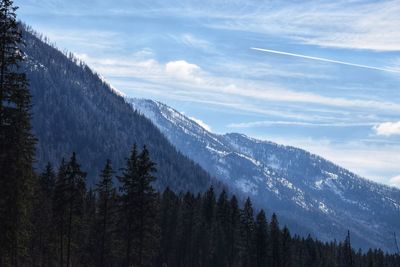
left=251, top=47, right=400, bottom=74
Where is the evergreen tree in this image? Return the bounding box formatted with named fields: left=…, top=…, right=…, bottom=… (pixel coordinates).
left=158, top=187, right=179, bottom=267
left=30, top=163, right=56, bottom=266
left=214, top=190, right=230, bottom=266
left=79, top=188, right=97, bottom=266
left=0, top=0, right=36, bottom=265
left=270, top=213, right=281, bottom=267
left=199, top=186, right=216, bottom=266
left=281, top=226, right=292, bottom=267
left=64, top=153, right=87, bottom=267
left=176, top=192, right=196, bottom=267
left=95, top=159, right=117, bottom=267
left=227, top=195, right=242, bottom=267
left=304, top=235, right=317, bottom=267
left=341, top=231, right=354, bottom=267
left=118, top=145, right=160, bottom=267
left=241, top=198, right=255, bottom=267
left=52, top=159, right=68, bottom=267
left=254, top=210, right=269, bottom=267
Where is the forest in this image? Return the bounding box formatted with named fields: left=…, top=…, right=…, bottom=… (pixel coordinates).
left=0, top=0, right=400, bottom=266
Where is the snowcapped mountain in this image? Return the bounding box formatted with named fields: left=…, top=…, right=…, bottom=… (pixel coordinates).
left=128, top=98, right=400, bottom=252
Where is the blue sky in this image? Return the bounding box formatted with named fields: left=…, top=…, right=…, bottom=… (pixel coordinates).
left=16, top=0, right=400, bottom=187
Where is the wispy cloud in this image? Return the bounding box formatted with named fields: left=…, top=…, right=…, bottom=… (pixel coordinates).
left=205, top=1, right=400, bottom=51
left=229, top=120, right=376, bottom=129
left=78, top=52, right=400, bottom=116
left=178, top=34, right=213, bottom=51
left=33, top=28, right=121, bottom=51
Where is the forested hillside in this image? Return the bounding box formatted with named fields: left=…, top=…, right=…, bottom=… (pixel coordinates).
left=21, top=25, right=218, bottom=193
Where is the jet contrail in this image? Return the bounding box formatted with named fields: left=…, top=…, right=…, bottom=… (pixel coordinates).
left=251, top=47, right=400, bottom=74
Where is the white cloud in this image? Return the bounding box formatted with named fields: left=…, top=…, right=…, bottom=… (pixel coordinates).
left=165, top=60, right=203, bottom=83
left=373, top=121, right=400, bottom=137
left=36, top=28, right=120, bottom=51
left=189, top=116, right=212, bottom=132
left=389, top=175, right=400, bottom=188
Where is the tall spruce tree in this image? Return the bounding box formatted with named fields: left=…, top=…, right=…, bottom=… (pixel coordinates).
left=281, top=226, right=292, bottom=267
left=0, top=1, right=36, bottom=265
left=52, top=159, right=68, bottom=267
left=95, top=159, right=117, bottom=267
left=342, top=231, right=354, bottom=267
left=227, top=195, right=241, bottom=267
left=270, top=213, right=281, bottom=267
left=176, top=192, right=196, bottom=267
left=254, top=210, right=269, bottom=267
left=241, top=198, right=255, bottom=267
left=30, top=163, right=56, bottom=266
left=118, top=145, right=159, bottom=267
left=64, top=153, right=87, bottom=267
left=214, top=190, right=230, bottom=266
left=158, top=187, right=179, bottom=267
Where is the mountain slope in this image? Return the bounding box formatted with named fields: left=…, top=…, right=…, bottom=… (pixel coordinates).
left=129, top=98, right=400, bottom=252
left=22, top=26, right=219, bottom=193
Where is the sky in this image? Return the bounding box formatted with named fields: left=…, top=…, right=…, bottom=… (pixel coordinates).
left=15, top=0, right=400, bottom=187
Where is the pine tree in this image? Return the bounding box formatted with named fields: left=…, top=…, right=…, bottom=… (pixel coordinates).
left=52, top=159, right=68, bottom=267
left=158, top=187, right=179, bottom=267
left=281, top=226, right=292, bottom=267
left=79, top=188, right=97, bottom=266
left=95, top=159, right=117, bottom=267
left=270, top=213, right=281, bottom=267
left=200, top=186, right=216, bottom=266
left=30, top=163, right=56, bottom=266
left=214, top=190, right=230, bottom=266
left=254, top=210, right=268, bottom=267
left=0, top=0, right=36, bottom=265
left=64, top=153, right=87, bottom=267
left=304, top=235, right=317, bottom=267
left=118, top=145, right=159, bottom=267
left=341, top=231, right=354, bottom=267
left=176, top=192, right=196, bottom=267
left=136, top=146, right=160, bottom=267
left=227, top=195, right=241, bottom=267
left=241, top=198, right=255, bottom=267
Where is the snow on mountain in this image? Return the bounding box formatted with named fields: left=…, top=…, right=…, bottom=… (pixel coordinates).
left=128, top=98, right=400, bottom=252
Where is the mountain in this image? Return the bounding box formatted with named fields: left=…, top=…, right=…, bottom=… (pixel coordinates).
left=129, top=98, right=400, bottom=252
left=21, top=26, right=219, bottom=193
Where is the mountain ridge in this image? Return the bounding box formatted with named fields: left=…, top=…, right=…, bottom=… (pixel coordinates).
left=129, top=97, right=400, bottom=252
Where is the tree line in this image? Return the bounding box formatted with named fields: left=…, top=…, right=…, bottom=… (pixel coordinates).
left=25, top=152, right=400, bottom=267
left=1, top=0, right=400, bottom=266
